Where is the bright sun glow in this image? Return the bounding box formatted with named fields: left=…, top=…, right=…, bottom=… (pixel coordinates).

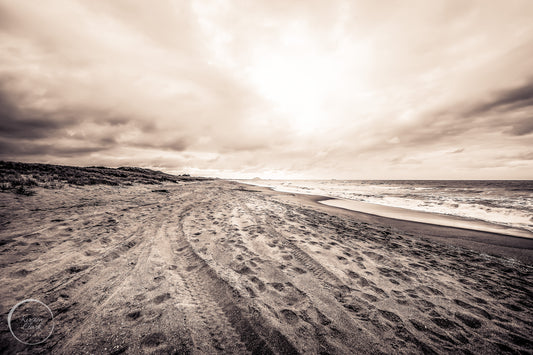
left=245, top=27, right=349, bottom=133
left=192, top=4, right=372, bottom=135
left=248, top=53, right=334, bottom=132
left=246, top=28, right=370, bottom=134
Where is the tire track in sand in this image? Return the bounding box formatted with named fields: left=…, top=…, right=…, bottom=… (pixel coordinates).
left=168, top=202, right=299, bottom=354
left=182, top=188, right=378, bottom=354
left=56, top=218, right=163, bottom=354
left=241, top=197, right=346, bottom=290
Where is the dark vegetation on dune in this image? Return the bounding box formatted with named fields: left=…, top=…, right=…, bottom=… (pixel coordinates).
left=0, top=161, right=210, bottom=195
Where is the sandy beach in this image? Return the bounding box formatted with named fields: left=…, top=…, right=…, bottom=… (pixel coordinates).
left=1, top=179, right=532, bottom=354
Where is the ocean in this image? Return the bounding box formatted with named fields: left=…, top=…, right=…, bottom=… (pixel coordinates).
left=238, top=179, right=533, bottom=237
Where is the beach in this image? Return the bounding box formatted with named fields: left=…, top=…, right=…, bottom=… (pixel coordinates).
left=1, top=179, right=532, bottom=354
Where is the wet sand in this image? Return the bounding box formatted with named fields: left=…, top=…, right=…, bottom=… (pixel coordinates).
left=1, top=180, right=532, bottom=354
left=269, top=190, right=533, bottom=266
left=319, top=198, right=533, bottom=239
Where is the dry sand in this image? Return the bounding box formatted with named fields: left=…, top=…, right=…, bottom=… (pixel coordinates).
left=0, top=180, right=531, bottom=354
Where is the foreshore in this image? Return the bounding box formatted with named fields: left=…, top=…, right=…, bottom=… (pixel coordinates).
left=257, top=185, right=533, bottom=265
left=1, top=179, right=531, bottom=354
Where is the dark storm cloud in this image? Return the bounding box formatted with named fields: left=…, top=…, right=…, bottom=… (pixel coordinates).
left=466, top=78, right=533, bottom=116
left=0, top=90, right=64, bottom=139
left=0, top=0, right=269, bottom=170
left=0, top=138, right=108, bottom=157
left=134, top=138, right=190, bottom=152
left=390, top=79, right=533, bottom=150
left=450, top=80, right=533, bottom=137
left=507, top=120, right=533, bottom=136
left=0, top=83, right=193, bottom=158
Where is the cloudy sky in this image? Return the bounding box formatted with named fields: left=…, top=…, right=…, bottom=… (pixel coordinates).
left=1, top=0, right=532, bottom=179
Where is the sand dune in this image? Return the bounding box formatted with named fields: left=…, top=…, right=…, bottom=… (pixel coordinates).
left=1, top=180, right=532, bottom=354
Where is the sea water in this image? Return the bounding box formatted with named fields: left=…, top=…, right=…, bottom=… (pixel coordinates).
left=238, top=180, right=533, bottom=236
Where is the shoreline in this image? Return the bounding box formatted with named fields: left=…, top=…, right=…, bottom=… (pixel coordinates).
left=1, top=180, right=532, bottom=354
left=238, top=180, right=532, bottom=238
left=320, top=198, right=533, bottom=239
left=246, top=183, right=533, bottom=265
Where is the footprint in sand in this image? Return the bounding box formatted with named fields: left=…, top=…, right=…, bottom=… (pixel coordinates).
left=357, top=277, right=372, bottom=288
left=316, top=309, right=332, bottom=326
left=12, top=269, right=32, bottom=277
left=336, top=255, right=348, bottom=264
left=454, top=299, right=493, bottom=320
left=126, top=310, right=141, bottom=320
left=454, top=312, right=482, bottom=329
left=280, top=309, right=299, bottom=325
left=346, top=270, right=360, bottom=279
left=153, top=293, right=171, bottom=304
left=377, top=309, right=402, bottom=323
left=362, top=250, right=384, bottom=262
left=361, top=293, right=379, bottom=302
left=250, top=276, right=266, bottom=292
left=372, top=286, right=388, bottom=298
left=415, top=299, right=435, bottom=312
left=245, top=286, right=257, bottom=298
left=235, top=264, right=255, bottom=275
left=153, top=275, right=166, bottom=282
left=141, top=332, right=166, bottom=348
left=269, top=282, right=285, bottom=291
left=343, top=303, right=371, bottom=321
left=431, top=317, right=458, bottom=329
left=292, top=267, right=307, bottom=274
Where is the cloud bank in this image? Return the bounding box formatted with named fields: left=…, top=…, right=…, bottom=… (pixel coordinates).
left=0, top=0, right=532, bottom=179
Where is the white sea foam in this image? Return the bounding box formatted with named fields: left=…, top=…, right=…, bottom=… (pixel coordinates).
left=237, top=179, right=533, bottom=234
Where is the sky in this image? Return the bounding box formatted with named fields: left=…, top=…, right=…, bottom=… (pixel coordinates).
left=0, top=0, right=532, bottom=179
